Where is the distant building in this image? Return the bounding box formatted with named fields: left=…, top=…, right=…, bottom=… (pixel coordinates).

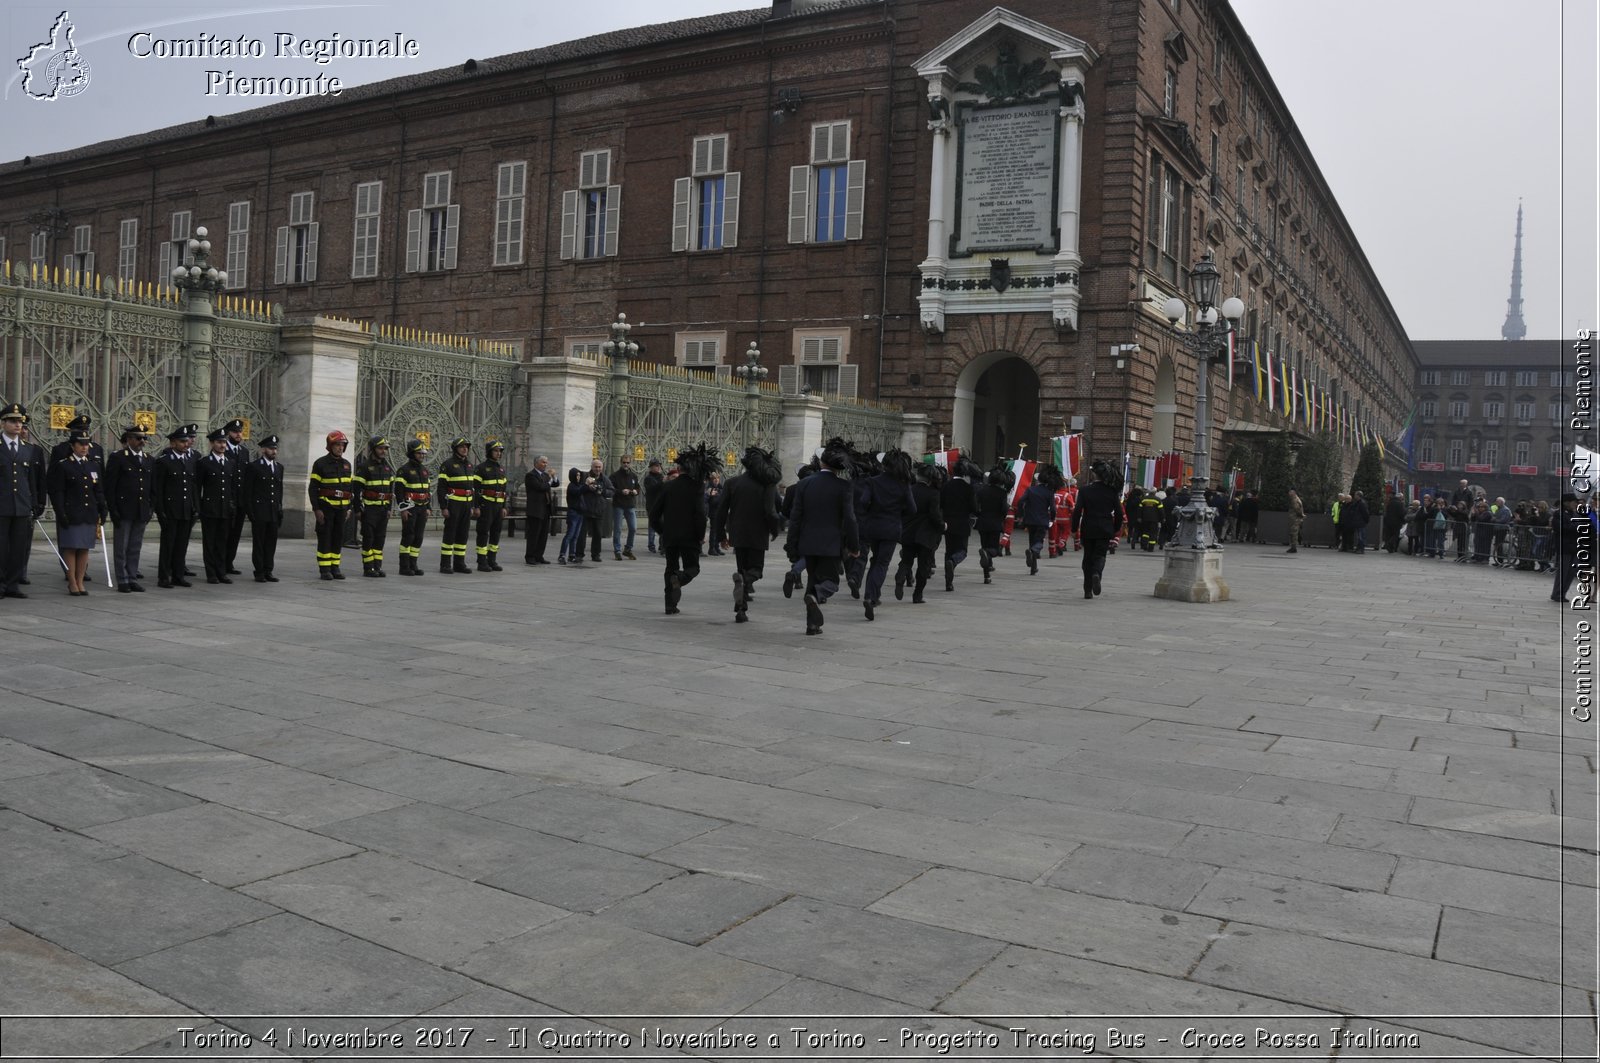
left=0, top=0, right=1414, bottom=468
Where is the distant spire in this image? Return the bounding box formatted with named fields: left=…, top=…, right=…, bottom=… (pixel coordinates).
left=1502, top=201, right=1526, bottom=341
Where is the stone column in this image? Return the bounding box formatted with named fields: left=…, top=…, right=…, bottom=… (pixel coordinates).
left=525, top=356, right=606, bottom=482
left=1051, top=85, right=1087, bottom=331
left=777, top=394, right=828, bottom=479
left=608, top=352, right=629, bottom=470
left=899, top=412, right=932, bottom=459
left=181, top=289, right=216, bottom=429
left=917, top=82, right=953, bottom=335
left=275, top=315, right=365, bottom=538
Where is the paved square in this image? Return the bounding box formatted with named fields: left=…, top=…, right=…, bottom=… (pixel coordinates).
left=0, top=540, right=1594, bottom=1059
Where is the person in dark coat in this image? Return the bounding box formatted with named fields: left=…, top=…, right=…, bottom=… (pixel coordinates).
left=47, top=431, right=107, bottom=595
left=151, top=424, right=199, bottom=588
left=856, top=450, right=916, bottom=619
left=785, top=444, right=860, bottom=635
left=973, top=468, right=1009, bottom=584
left=0, top=403, right=47, bottom=598
left=1071, top=459, right=1125, bottom=600
left=103, top=425, right=154, bottom=592
left=221, top=418, right=250, bottom=574
left=580, top=459, right=613, bottom=563
left=559, top=468, right=589, bottom=564
left=521, top=454, right=558, bottom=565
left=940, top=459, right=979, bottom=592
left=716, top=446, right=785, bottom=622
left=780, top=464, right=813, bottom=598
left=894, top=463, right=946, bottom=604
left=1237, top=491, right=1259, bottom=543
left=648, top=444, right=716, bottom=615
left=1018, top=465, right=1062, bottom=575
left=1552, top=493, right=1593, bottom=602
left=641, top=459, right=666, bottom=553
left=1350, top=490, right=1371, bottom=554
left=195, top=428, right=238, bottom=584
left=704, top=470, right=726, bottom=555
left=241, top=435, right=285, bottom=582
left=48, top=412, right=104, bottom=471
left=1382, top=491, right=1407, bottom=553
left=610, top=454, right=642, bottom=560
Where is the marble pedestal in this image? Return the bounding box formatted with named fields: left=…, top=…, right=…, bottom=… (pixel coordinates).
left=1154, top=546, right=1230, bottom=603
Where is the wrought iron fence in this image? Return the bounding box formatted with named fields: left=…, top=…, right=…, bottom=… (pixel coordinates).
left=594, top=361, right=782, bottom=469
left=821, top=399, right=903, bottom=454
left=355, top=332, right=522, bottom=472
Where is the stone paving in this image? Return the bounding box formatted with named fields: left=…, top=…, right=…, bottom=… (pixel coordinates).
left=0, top=535, right=1595, bottom=1061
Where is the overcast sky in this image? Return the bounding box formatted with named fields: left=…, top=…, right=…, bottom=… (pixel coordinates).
left=2, top=0, right=1594, bottom=342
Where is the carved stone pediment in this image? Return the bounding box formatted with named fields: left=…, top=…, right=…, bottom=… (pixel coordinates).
left=1164, top=29, right=1190, bottom=65
left=1209, top=96, right=1229, bottom=126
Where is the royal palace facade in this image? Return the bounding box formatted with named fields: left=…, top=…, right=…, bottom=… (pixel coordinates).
left=0, top=0, right=1414, bottom=470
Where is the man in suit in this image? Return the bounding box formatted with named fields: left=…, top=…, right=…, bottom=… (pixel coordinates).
left=195, top=428, right=237, bottom=584
left=0, top=403, right=47, bottom=599
left=221, top=418, right=251, bottom=574
left=1071, top=459, right=1125, bottom=600
left=894, top=463, right=946, bottom=605
left=785, top=444, right=860, bottom=636
left=522, top=454, right=558, bottom=565
left=242, top=435, right=285, bottom=582
left=151, top=424, right=199, bottom=587
left=647, top=444, right=715, bottom=616
left=715, top=446, right=784, bottom=623
left=103, top=425, right=154, bottom=592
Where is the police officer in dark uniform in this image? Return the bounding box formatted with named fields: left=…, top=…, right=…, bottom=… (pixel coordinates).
left=221, top=418, right=250, bottom=574
left=49, top=413, right=105, bottom=471
left=940, top=460, right=978, bottom=592
left=309, top=430, right=353, bottom=580
left=1071, top=459, right=1125, bottom=600
left=394, top=439, right=432, bottom=576
left=242, top=435, right=285, bottom=582
left=353, top=435, right=395, bottom=577
left=473, top=439, right=509, bottom=571
left=104, top=425, right=154, bottom=592
left=437, top=437, right=477, bottom=574
left=196, top=428, right=237, bottom=584
left=784, top=443, right=860, bottom=636
left=1, top=403, right=46, bottom=598
left=151, top=424, right=199, bottom=588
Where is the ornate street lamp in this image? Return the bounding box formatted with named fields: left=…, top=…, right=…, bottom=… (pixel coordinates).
left=602, top=312, right=638, bottom=467
left=1155, top=251, right=1244, bottom=602
left=168, top=224, right=228, bottom=428
left=734, top=341, right=768, bottom=448
left=170, top=226, right=229, bottom=294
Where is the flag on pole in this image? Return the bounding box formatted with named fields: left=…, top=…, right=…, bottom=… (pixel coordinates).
left=922, top=448, right=961, bottom=469
left=1263, top=353, right=1278, bottom=413
left=1251, top=342, right=1265, bottom=402
left=1386, top=406, right=1416, bottom=468
left=1136, top=456, right=1157, bottom=490
left=1006, top=460, right=1037, bottom=508
left=1050, top=434, right=1084, bottom=479
left=1279, top=357, right=1293, bottom=415
left=1225, top=329, right=1236, bottom=391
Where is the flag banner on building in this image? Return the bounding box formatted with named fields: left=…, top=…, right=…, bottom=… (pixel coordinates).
left=1006, top=460, right=1037, bottom=508
left=922, top=448, right=961, bottom=469
left=1225, top=330, right=1236, bottom=391
left=1262, top=351, right=1277, bottom=412
left=1136, top=456, right=1156, bottom=490
left=1279, top=357, right=1293, bottom=417
left=1388, top=406, right=1416, bottom=468
left=1139, top=450, right=1184, bottom=488
left=1050, top=434, right=1084, bottom=479
left=1375, top=431, right=1386, bottom=461
left=1251, top=341, right=1264, bottom=402
left=1302, top=377, right=1315, bottom=428
left=1231, top=468, right=1246, bottom=493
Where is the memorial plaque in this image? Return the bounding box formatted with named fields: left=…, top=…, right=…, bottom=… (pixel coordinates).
left=956, top=102, right=1057, bottom=254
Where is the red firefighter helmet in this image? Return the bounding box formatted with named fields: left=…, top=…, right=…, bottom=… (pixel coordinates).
left=325, top=430, right=348, bottom=447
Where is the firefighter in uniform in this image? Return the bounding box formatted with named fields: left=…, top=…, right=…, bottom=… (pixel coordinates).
left=353, top=435, right=395, bottom=577
left=308, top=430, right=353, bottom=580
left=437, top=437, right=477, bottom=574
left=221, top=418, right=250, bottom=574
left=151, top=424, right=199, bottom=588
left=473, top=439, right=509, bottom=571
left=1137, top=491, right=1165, bottom=551
left=394, top=439, right=432, bottom=576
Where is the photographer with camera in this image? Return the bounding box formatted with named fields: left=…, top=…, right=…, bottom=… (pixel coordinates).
left=580, top=459, right=614, bottom=563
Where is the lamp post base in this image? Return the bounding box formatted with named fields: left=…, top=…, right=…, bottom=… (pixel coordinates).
left=1154, top=546, right=1230, bottom=603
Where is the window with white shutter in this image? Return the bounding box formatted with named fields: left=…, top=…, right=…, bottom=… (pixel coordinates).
left=792, top=329, right=854, bottom=397
left=494, top=162, right=526, bottom=266
left=790, top=121, right=865, bottom=244
left=568, top=339, right=605, bottom=359
left=677, top=332, right=726, bottom=369
left=118, top=219, right=137, bottom=281
left=674, top=135, right=739, bottom=252
left=563, top=149, right=620, bottom=260
left=225, top=202, right=248, bottom=288
left=159, top=210, right=193, bottom=281
left=407, top=171, right=459, bottom=272
left=30, top=232, right=47, bottom=267
left=274, top=192, right=317, bottom=284
left=63, top=224, right=93, bottom=275
left=351, top=184, right=381, bottom=279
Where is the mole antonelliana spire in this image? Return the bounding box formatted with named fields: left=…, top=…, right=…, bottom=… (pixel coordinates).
left=1501, top=201, right=1527, bottom=341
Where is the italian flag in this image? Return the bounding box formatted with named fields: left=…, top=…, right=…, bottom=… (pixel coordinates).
left=1006, top=460, right=1037, bottom=508
left=922, top=448, right=961, bottom=469
left=1050, top=434, right=1083, bottom=479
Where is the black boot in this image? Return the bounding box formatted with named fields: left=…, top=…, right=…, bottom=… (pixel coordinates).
left=944, top=559, right=955, bottom=592
left=665, top=572, right=682, bottom=614
left=440, top=557, right=453, bottom=574
left=784, top=571, right=800, bottom=599
left=1084, top=578, right=1094, bottom=599
left=912, top=578, right=927, bottom=604
left=894, top=565, right=908, bottom=600
left=733, top=572, right=748, bottom=621
left=454, top=558, right=473, bottom=574
left=477, top=557, right=492, bottom=572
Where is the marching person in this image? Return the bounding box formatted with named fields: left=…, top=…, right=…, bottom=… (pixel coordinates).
left=393, top=439, right=432, bottom=576
left=436, top=437, right=478, bottom=574
left=780, top=464, right=813, bottom=599
left=856, top=449, right=915, bottom=621
left=648, top=444, right=716, bottom=615
left=103, top=425, right=154, bottom=592
left=242, top=435, right=284, bottom=582
left=474, top=439, right=509, bottom=571
left=151, top=424, right=199, bottom=588
left=940, top=460, right=977, bottom=592
left=1, top=403, right=46, bottom=598
left=195, top=428, right=237, bottom=584
left=522, top=454, right=558, bottom=565
left=973, top=468, right=1009, bottom=584
left=610, top=454, right=642, bottom=560
left=894, top=462, right=945, bottom=605
left=785, top=443, right=859, bottom=636
left=352, top=436, right=396, bottom=577
left=716, top=446, right=784, bottom=623
left=309, top=430, right=354, bottom=580
left=1018, top=464, right=1062, bottom=575
left=47, top=430, right=107, bottom=595
left=221, top=418, right=250, bottom=574
left=1071, top=459, right=1124, bottom=600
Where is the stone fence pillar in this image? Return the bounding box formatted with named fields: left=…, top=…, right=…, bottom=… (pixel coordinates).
left=777, top=395, right=829, bottom=477
left=525, top=357, right=606, bottom=482
left=276, top=316, right=364, bottom=538
left=899, top=413, right=932, bottom=459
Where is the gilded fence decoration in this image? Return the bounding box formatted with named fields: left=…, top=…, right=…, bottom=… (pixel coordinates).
left=593, top=362, right=783, bottom=465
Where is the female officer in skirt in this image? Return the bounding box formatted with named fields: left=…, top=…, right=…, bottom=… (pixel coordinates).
left=47, top=431, right=107, bottom=595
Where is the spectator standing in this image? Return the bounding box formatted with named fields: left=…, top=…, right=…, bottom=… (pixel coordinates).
left=1551, top=493, right=1591, bottom=601
left=580, top=459, right=613, bottom=562
left=610, top=455, right=641, bottom=560
left=641, top=459, right=666, bottom=553
left=1286, top=489, right=1304, bottom=553
left=559, top=468, right=588, bottom=564
left=521, top=455, right=557, bottom=565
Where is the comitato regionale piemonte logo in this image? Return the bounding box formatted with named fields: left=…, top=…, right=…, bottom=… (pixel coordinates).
left=17, top=11, right=92, bottom=101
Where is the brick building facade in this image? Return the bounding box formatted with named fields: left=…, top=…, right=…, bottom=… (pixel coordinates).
left=0, top=0, right=1414, bottom=468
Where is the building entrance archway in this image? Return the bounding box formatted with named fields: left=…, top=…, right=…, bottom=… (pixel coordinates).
left=952, top=353, right=1041, bottom=467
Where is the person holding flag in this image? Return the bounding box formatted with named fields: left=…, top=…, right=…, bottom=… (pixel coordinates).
left=1018, top=464, right=1062, bottom=575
